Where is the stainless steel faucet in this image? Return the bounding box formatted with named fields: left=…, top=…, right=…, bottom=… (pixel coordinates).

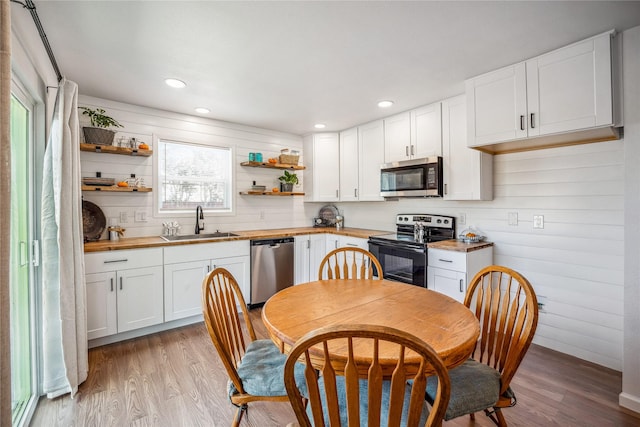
left=195, top=205, right=204, bottom=234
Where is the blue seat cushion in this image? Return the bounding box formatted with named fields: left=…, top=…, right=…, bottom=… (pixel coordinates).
left=425, top=358, right=501, bottom=420
left=308, top=376, right=429, bottom=426
left=230, top=339, right=307, bottom=398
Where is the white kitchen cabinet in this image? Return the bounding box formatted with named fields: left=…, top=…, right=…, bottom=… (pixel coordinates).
left=85, top=248, right=164, bottom=340
left=303, top=133, right=340, bottom=202
left=427, top=247, right=492, bottom=303
left=442, top=94, right=493, bottom=200
left=337, top=121, right=385, bottom=202
left=358, top=120, right=385, bottom=201
left=338, top=235, right=368, bottom=250
left=411, top=102, right=442, bottom=158
left=294, top=233, right=327, bottom=284
left=466, top=31, right=619, bottom=153
left=163, top=241, right=250, bottom=321
left=384, top=112, right=412, bottom=162
left=339, top=127, right=359, bottom=202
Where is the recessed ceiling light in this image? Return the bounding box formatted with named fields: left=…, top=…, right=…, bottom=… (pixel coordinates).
left=195, top=107, right=210, bottom=114
left=377, top=100, right=394, bottom=108
left=165, top=78, right=186, bottom=88
left=314, top=123, right=326, bottom=129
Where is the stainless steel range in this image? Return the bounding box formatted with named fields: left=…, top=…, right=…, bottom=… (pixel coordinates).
left=368, top=214, right=455, bottom=287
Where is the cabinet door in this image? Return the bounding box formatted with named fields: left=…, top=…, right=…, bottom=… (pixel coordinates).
left=339, top=128, right=359, bottom=201
left=526, top=33, right=613, bottom=137
left=294, top=235, right=311, bottom=285
left=442, top=95, right=493, bottom=200
left=312, top=133, right=340, bottom=201
left=116, top=266, right=164, bottom=333
left=358, top=120, right=385, bottom=201
left=214, top=255, right=251, bottom=304
left=309, top=234, right=328, bottom=281
left=384, top=112, right=412, bottom=162
left=164, top=260, right=210, bottom=321
left=427, top=267, right=466, bottom=303
left=411, top=102, right=442, bottom=158
left=466, top=63, right=528, bottom=147
left=86, top=272, right=117, bottom=339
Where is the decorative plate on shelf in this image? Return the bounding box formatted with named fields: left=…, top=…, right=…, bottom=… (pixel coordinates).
left=82, top=200, right=106, bottom=242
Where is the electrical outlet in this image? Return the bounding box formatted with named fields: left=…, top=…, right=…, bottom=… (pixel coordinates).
left=508, top=212, right=518, bottom=226
left=119, top=211, right=128, bottom=223
left=135, top=211, right=147, bottom=222
left=458, top=213, right=466, bottom=226
left=537, top=295, right=548, bottom=313
left=533, top=215, right=544, bottom=229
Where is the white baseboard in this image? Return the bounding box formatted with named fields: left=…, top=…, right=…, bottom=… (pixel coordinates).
left=619, top=392, right=640, bottom=414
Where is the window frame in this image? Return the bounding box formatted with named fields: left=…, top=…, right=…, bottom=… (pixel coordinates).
left=153, top=134, right=236, bottom=218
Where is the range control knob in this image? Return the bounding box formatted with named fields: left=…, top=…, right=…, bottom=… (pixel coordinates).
left=443, top=219, right=449, bottom=224
left=436, top=219, right=442, bottom=223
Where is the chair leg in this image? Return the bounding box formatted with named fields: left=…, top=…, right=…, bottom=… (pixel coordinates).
left=484, top=407, right=507, bottom=427
left=494, top=408, right=507, bottom=427
left=470, top=413, right=476, bottom=420
left=232, top=404, right=247, bottom=427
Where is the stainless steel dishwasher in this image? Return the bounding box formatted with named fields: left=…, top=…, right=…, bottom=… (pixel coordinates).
left=250, top=237, right=294, bottom=307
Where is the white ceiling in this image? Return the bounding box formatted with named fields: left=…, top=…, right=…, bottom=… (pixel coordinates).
left=25, top=1, right=640, bottom=136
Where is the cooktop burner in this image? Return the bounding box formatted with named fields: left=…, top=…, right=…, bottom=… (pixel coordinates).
left=369, top=214, right=456, bottom=246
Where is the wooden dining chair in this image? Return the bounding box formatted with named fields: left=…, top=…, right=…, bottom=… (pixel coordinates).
left=318, top=247, right=383, bottom=280
left=202, top=267, right=306, bottom=427
left=284, top=324, right=451, bottom=427
left=425, top=265, right=539, bottom=427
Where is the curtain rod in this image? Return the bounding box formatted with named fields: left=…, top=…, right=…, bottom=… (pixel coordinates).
left=11, top=0, right=63, bottom=82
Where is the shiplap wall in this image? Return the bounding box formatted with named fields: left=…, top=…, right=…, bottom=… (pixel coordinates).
left=79, top=95, right=316, bottom=238
left=334, top=139, right=625, bottom=370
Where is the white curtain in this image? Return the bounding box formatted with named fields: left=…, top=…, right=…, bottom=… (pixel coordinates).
left=41, top=79, right=88, bottom=398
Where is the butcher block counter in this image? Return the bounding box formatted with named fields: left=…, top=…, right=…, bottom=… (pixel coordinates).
left=84, top=227, right=389, bottom=253
left=428, top=239, right=494, bottom=252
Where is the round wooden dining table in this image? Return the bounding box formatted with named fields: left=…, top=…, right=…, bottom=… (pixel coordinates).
left=262, top=279, right=480, bottom=376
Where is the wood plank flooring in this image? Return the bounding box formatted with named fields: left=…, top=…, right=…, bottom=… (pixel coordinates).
left=31, top=309, right=640, bottom=426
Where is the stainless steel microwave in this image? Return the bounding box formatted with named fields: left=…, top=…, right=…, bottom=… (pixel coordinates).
left=380, top=157, right=443, bottom=198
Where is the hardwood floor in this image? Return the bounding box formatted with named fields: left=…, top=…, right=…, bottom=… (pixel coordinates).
left=31, top=309, right=640, bottom=427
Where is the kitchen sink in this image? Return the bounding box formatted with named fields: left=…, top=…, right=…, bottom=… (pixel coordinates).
left=161, top=232, right=240, bottom=241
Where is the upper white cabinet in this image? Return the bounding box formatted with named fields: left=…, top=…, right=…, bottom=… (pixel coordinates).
left=411, top=103, right=443, bottom=158
left=385, top=103, right=442, bottom=163
left=442, top=95, right=493, bottom=200
left=304, top=133, right=340, bottom=202
left=339, top=127, right=359, bottom=202
left=384, top=112, right=412, bottom=162
left=466, top=31, right=621, bottom=154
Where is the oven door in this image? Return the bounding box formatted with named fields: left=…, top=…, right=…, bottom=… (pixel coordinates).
left=369, top=240, right=427, bottom=287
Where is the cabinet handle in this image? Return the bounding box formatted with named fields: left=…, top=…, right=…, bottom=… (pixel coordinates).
left=354, top=188, right=357, bottom=198
left=520, top=115, right=525, bottom=131
left=119, top=276, right=123, bottom=290
left=346, top=243, right=358, bottom=247
left=335, top=241, right=338, bottom=249
left=307, top=240, right=310, bottom=249
left=410, top=145, right=414, bottom=156
left=530, top=113, right=535, bottom=129
left=438, top=259, right=453, bottom=263
left=104, top=259, right=128, bottom=264
left=405, top=146, right=409, bottom=156
left=459, top=279, right=464, bottom=293
left=336, top=189, right=339, bottom=198
left=110, top=278, right=114, bottom=292
left=207, top=265, right=210, bottom=272
left=444, top=183, right=448, bottom=195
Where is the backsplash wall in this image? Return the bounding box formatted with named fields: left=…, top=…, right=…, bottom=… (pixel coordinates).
left=79, top=95, right=315, bottom=238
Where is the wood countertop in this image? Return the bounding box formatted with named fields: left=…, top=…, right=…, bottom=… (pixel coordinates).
left=428, top=239, right=494, bottom=252
left=84, top=227, right=390, bottom=253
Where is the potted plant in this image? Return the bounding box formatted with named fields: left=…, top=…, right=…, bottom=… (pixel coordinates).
left=79, top=107, right=123, bottom=146
left=278, top=170, right=298, bottom=192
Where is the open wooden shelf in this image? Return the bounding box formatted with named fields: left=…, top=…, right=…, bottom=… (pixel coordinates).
left=82, top=185, right=152, bottom=192
left=240, top=161, right=305, bottom=170
left=239, top=191, right=305, bottom=196
left=80, top=143, right=153, bottom=157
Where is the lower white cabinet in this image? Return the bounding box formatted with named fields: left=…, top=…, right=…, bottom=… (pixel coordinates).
left=85, top=248, right=164, bottom=340
left=294, top=234, right=327, bottom=284
left=427, top=247, right=493, bottom=302
left=339, top=235, right=368, bottom=250
left=163, top=241, right=250, bottom=321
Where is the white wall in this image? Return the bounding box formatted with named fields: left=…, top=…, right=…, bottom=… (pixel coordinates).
left=79, top=95, right=317, bottom=238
